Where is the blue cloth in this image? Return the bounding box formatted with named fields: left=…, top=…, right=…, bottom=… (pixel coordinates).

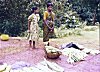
left=11, top=61, right=32, bottom=70
left=61, top=42, right=80, bottom=50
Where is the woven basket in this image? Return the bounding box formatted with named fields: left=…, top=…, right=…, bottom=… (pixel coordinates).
left=46, top=52, right=61, bottom=59
left=44, top=47, right=61, bottom=59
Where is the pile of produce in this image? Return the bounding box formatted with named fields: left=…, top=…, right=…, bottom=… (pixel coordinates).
left=60, top=42, right=100, bottom=63
left=45, top=46, right=62, bottom=59
left=11, top=61, right=32, bottom=70
left=0, top=34, right=9, bottom=41
left=30, top=59, right=64, bottom=72
left=0, top=62, right=11, bottom=72
left=61, top=48, right=88, bottom=64
left=1, top=60, right=64, bottom=72
left=82, top=48, right=100, bottom=55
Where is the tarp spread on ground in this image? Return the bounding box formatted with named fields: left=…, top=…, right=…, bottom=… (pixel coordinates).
left=45, top=46, right=61, bottom=59
left=0, top=59, right=64, bottom=72
left=60, top=42, right=84, bottom=50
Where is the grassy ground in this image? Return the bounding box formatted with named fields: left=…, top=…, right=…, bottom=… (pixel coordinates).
left=50, top=26, right=99, bottom=50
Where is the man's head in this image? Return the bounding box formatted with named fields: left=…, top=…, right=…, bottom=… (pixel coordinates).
left=47, top=3, right=53, bottom=12
left=32, top=6, right=39, bottom=14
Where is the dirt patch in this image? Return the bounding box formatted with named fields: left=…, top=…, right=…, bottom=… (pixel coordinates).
left=0, top=28, right=100, bottom=72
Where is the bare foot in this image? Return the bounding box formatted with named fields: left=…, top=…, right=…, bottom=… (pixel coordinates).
left=28, top=45, right=32, bottom=50
left=32, top=46, right=36, bottom=49
left=29, top=48, right=33, bottom=50
left=29, top=44, right=32, bottom=48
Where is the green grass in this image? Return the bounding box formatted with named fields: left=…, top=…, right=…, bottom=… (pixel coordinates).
left=49, top=26, right=99, bottom=49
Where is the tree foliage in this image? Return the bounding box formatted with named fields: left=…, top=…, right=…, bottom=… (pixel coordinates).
left=0, top=0, right=100, bottom=36
left=0, top=0, right=29, bottom=36
left=71, top=0, right=100, bottom=25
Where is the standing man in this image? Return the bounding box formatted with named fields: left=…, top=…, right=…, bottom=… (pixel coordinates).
left=43, top=2, right=55, bottom=46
